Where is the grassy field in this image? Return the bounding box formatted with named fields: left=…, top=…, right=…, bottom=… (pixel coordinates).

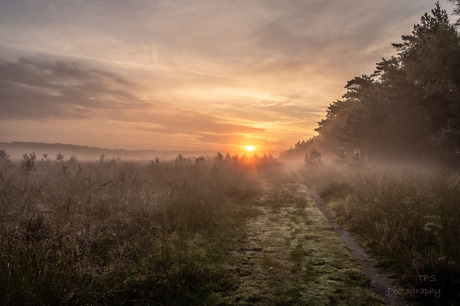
left=302, top=162, right=460, bottom=305
left=5, top=150, right=458, bottom=305
left=0, top=151, right=391, bottom=305
left=0, top=153, right=276, bottom=305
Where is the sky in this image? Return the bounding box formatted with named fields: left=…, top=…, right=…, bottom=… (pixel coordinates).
left=0, top=0, right=457, bottom=154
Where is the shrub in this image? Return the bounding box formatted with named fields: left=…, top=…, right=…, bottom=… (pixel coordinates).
left=21, top=152, right=37, bottom=172
left=56, top=152, right=64, bottom=161
left=0, top=148, right=9, bottom=163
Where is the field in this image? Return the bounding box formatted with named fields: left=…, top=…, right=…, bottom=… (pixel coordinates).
left=0, top=154, right=265, bottom=304
left=302, top=161, right=460, bottom=305
left=0, top=152, right=459, bottom=305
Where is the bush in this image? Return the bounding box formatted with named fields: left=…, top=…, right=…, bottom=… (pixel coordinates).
left=21, top=152, right=37, bottom=172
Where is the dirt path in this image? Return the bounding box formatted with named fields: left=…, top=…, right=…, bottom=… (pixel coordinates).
left=292, top=169, right=406, bottom=306
left=224, top=176, right=386, bottom=305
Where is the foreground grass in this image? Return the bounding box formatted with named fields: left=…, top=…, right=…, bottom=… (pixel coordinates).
left=303, top=162, right=460, bottom=305
left=0, top=156, right=269, bottom=305
left=1, top=153, right=389, bottom=305
left=222, top=175, right=384, bottom=305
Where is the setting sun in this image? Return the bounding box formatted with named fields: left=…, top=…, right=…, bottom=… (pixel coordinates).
left=246, top=146, right=254, bottom=152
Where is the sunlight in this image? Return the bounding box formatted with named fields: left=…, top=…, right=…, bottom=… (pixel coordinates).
left=246, top=146, right=254, bottom=152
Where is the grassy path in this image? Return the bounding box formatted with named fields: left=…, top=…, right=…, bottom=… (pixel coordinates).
left=307, top=182, right=405, bottom=306
left=221, top=177, right=385, bottom=305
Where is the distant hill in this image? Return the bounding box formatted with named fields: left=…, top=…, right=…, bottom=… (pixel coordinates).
left=0, top=142, right=217, bottom=161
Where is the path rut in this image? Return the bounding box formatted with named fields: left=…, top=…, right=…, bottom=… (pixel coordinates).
left=225, top=176, right=387, bottom=305
left=293, top=169, right=406, bottom=306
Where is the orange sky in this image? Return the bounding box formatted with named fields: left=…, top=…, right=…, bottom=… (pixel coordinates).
left=0, top=0, right=456, bottom=155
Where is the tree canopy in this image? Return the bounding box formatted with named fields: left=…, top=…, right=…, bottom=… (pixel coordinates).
left=283, top=2, right=460, bottom=164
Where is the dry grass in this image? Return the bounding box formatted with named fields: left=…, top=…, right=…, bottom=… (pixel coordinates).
left=0, top=156, right=273, bottom=305
left=302, top=162, right=460, bottom=305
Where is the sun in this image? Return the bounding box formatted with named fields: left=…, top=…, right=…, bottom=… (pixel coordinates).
left=246, top=146, right=254, bottom=152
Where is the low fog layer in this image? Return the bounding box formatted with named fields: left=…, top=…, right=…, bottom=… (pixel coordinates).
left=0, top=142, right=217, bottom=162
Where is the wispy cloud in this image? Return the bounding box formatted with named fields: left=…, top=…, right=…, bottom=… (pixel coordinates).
left=0, top=57, right=144, bottom=120
left=0, top=57, right=265, bottom=150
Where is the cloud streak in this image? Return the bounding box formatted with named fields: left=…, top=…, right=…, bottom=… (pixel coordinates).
left=0, top=57, right=267, bottom=149
left=0, top=57, right=144, bottom=120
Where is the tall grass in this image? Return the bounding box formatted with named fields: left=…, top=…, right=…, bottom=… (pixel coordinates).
left=304, top=162, right=460, bottom=305
left=0, top=155, right=271, bottom=304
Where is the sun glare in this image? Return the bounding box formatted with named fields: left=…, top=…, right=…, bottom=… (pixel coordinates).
left=246, top=146, right=254, bottom=152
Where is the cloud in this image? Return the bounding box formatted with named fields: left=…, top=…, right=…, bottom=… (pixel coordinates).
left=131, top=109, right=264, bottom=135
left=0, top=57, right=264, bottom=149
left=1, top=0, right=439, bottom=73
left=0, top=0, right=449, bottom=83
left=197, top=133, right=281, bottom=147
left=0, top=57, right=145, bottom=120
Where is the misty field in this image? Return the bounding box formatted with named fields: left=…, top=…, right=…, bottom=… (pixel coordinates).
left=303, top=162, right=460, bottom=305
left=1, top=151, right=459, bottom=305
left=0, top=154, right=271, bottom=304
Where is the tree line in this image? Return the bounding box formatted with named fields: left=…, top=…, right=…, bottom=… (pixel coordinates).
left=283, top=2, right=460, bottom=165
